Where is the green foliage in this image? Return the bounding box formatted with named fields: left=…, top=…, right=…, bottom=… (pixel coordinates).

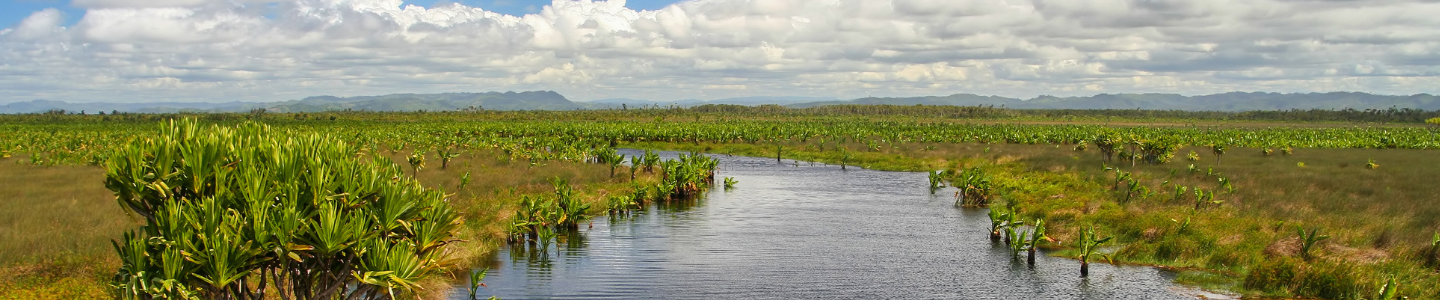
left=468, top=268, right=488, bottom=300
left=1211, top=144, right=1228, bottom=165
left=104, top=119, right=459, bottom=299
left=437, top=146, right=461, bottom=169
left=1077, top=225, right=1113, bottom=277
left=927, top=170, right=945, bottom=192
left=1139, top=137, right=1180, bottom=164
left=1243, top=258, right=1365, bottom=299
left=1426, top=232, right=1440, bottom=269
left=1427, top=117, right=1440, bottom=126
left=1297, top=226, right=1331, bottom=261
left=407, top=150, right=426, bottom=176
left=952, top=167, right=994, bottom=207
left=723, top=177, right=738, bottom=189
left=1377, top=276, right=1401, bottom=300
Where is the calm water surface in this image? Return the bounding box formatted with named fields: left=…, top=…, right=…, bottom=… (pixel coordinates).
left=456, top=150, right=1219, bottom=299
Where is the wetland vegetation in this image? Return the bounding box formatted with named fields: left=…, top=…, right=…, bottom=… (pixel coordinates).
left=1, top=105, right=1438, bottom=299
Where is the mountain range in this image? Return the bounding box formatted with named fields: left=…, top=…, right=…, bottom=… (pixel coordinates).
left=3, top=91, right=1438, bottom=114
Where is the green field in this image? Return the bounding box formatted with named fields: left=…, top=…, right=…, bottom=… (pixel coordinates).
left=2, top=107, right=1438, bottom=299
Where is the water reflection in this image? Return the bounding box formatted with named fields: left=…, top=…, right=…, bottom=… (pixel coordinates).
left=459, top=150, right=1218, bottom=300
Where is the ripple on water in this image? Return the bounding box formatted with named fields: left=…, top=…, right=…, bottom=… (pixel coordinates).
left=459, top=150, right=1208, bottom=300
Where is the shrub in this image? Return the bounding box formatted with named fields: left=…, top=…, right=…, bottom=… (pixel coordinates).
left=105, top=119, right=460, bottom=299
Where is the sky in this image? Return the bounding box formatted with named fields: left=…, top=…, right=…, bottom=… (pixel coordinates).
left=2, top=0, right=1440, bottom=104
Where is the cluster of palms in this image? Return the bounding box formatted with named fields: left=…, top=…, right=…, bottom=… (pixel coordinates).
left=507, top=178, right=592, bottom=253
left=105, top=120, right=460, bottom=300
left=986, top=207, right=1113, bottom=277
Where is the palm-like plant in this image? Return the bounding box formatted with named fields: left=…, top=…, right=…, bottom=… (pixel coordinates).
left=459, top=171, right=472, bottom=191
left=437, top=146, right=461, bottom=169
left=106, top=119, right=459, bottom=300
left=1297, top=226, right=1330, bottom=261
left=1376, top=276, right=1401, bottom=300
left=407, top=150, right=426, bottom=176
left=927, top=170, right=945, bottom=193
left=468, top=268, right=489, bottom=300
left=987, top=207, right=1010, bottom=242
left=1211, top=144, right=1228, bottom=165
left=1025, top=219, right=1049, bottom=265
left=1077, top=225, right=1113, bottom=277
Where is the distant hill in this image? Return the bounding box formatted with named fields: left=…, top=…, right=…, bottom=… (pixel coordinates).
left=791, top=92, right=1440, bottom=111
left=584, top=96, right=838, bottom=109
left=266, top=91, right=581, bottom=112
left=5, top=91, right=1439, bottom=114
left=0, top=99, right=269, bottom=114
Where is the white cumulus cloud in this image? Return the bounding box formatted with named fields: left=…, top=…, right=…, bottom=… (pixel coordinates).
left=2, top=0, right=1440, bottom=103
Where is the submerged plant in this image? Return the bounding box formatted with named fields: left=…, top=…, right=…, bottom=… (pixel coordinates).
left=927, top=170, right=945, bottom=192
left=1025, top=219, right=1049, bottom=265
left=954, top=167, right=993, bottom=207
left=468, top=268, right=489, bottom=299
left=723, top=177, right=738, bottom=189
left=1077, top=225, right=1113, bottom=277
left=987, top=207, right=1010, bottom=242
left=1367, top=159, right=1380, bottom=170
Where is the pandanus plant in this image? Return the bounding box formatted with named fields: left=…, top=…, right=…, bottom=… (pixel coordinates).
left=953, top=167, right=993, bottom=207
left=1193, top=187, right=1221, bottom=211
left=927, top=170, right=945, bottom=193
left=1211, top=144, right=1228, bottom=165
left=459, top=171, right=472, bottom=191
left=1024, top=219, right=1050, bottom=265
left=407, top=149, right=426, bottom=176
left=1077, top=226, right=1113, bottom=277
left=437, top=146, right=461, bottom=169
left=642, top=149, right=660, bottom=173
left=468, top=268, right=490, bottom=300
left=629, top=155, right=642, bottom=180
left=987, top=207, right=1009, bottom=242
left=1376, top=276, right=1402, bottom=300
left=106, top=119, right=460, bottom=300
left=1093, top=135, right=1116, bottom=162
left=1171, top=185, right=1188, bottom=203
left=1297, top=225, right=1330, bottom=261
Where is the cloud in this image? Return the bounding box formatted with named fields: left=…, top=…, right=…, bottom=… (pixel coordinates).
left=5, top=8, right=65, bottom=41
left=2, top=0, right=1440, bottom=103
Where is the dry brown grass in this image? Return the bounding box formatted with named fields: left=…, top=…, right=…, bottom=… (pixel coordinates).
left=0, top=157, right=129, bottom=298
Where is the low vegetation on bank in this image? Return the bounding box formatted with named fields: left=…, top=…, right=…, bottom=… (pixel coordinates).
left=1, top=109, right=1437, bottom=299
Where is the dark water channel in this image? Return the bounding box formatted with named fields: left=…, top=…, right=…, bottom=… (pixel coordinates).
left=456, top=150, right=1222, bottom=299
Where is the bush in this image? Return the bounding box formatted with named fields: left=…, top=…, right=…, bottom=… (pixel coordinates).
left=105, top=119, right=460, bottom=299
left=1242, top=257, right=1365, bottom=299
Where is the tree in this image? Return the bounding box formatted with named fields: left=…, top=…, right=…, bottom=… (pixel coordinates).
left=1211, top=144, right=1228, bottom=165
left=106, top=119, right=460, bottom=300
